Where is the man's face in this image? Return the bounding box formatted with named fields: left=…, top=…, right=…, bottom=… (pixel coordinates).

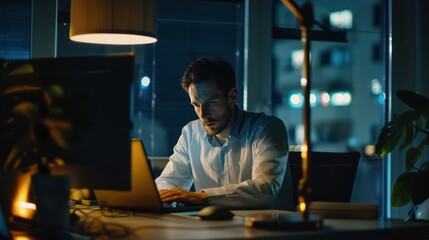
left=188, top=81, right=237, bottom=136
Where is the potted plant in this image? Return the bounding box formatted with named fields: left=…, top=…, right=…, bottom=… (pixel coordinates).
left=0, top=59, right=71, bottom=173
left=0, top=59, right=72, bottom=226
left=375, top=90, right=429, bottom=215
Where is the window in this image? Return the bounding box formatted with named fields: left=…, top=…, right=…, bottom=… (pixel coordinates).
left=56, top=0, right=244, bottom=157
left=273, top=0, right=383, bottom=153
left=272, top=0, right=385, bottom=205
left=0, top=0, right=31, bottom=60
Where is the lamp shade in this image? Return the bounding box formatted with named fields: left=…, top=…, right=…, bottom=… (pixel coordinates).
left=69, top=0, right=157, bottom=45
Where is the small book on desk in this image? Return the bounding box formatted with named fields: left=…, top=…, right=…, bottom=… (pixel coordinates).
left=309, top=201, right=379, bottom=219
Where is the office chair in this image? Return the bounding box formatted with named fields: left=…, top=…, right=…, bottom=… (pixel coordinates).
left=288, top=151, right=361, bottom=208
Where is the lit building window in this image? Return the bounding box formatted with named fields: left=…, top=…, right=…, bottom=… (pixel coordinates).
left=329, top=10, right=353, bottom=29
left=331, top=91, right=352, bottom=106
left=288, top=90, right=352, bottom=108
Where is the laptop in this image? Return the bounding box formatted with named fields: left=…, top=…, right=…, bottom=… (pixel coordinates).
left=94, top=138, right=204, bottom=213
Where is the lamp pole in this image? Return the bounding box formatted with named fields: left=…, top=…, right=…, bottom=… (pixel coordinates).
left=281, top=0, right=314, bottom=221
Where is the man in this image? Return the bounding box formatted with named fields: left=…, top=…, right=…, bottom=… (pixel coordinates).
left=155, top=57, right=291, bottom=209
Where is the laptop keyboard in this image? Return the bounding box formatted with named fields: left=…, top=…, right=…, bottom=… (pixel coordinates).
left=163, top=202, right=187, bottom=209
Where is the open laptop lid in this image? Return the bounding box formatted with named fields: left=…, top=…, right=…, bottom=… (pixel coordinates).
left=94, top=139, right=204, bottom=213
left=94, top=139, right=165, bottom=211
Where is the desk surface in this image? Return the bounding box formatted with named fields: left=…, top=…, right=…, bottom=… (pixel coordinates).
left=11, top=208, right=429, bottom=240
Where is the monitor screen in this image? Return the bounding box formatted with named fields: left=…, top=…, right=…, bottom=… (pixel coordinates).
left=0, top=54, right=134, bottom=191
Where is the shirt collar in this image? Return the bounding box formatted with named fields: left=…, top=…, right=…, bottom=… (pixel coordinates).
left=229, top=106, right=244, bottom=139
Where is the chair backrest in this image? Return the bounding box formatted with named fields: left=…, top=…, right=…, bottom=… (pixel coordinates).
left=288, top=151, right=361, bottom=207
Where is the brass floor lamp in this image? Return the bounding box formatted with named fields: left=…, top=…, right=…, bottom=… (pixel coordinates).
left=282, top=0, right=323, bottom=229
left=281, top=0, right=316, bottom=222
left=246, top=0, right=323, bottom=230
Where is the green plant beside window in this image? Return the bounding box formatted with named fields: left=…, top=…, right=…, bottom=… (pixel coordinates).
left=375, top=90, right=429, bottom=207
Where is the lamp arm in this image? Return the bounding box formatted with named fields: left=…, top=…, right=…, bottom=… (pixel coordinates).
left=280, top=0, right=303, bottom=25
left=281, top=0, right=314, bottom=221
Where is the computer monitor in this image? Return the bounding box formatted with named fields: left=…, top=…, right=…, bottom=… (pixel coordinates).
left=1, top=54, right=134, bottom=191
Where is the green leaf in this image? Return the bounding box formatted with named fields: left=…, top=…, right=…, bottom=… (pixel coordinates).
left=48, top=84, right=64, bottom=98
left=423, top=136, right=429, bottom=149
left=397, top=90, right=429, bottom=111
left=421, top=161, right=429, bottom=171
left=48, top=107, right=63, bottom=115
left=375, top=122, right=403, bottom=156
left=405, top=147, right=423, bottom=171
left=399, top=123, right=414, bottom=150
left=391, top=172, right=415, bottom=207
left=375, top=110, right=424, bottom=156
left=424, top=113, right=429, bottom=129
left=419, top=127, right=429, bottom=138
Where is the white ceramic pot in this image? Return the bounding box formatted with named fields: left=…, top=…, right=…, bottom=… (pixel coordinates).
left=415, top=198, right=429, bottom=220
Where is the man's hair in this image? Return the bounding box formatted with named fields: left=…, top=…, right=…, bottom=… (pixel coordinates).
left=181, top=57, right=236, bottom=95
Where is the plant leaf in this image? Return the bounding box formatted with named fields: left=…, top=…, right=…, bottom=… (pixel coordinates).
left=410, top=171, right=429, bottom=204
left=391, top=172, right=415, bottom=207
left=399, top=122, right=414, bottom=150
left=405, top=147, right=423, bottom=171
left=425, top=113, right=429, bottom=129
left=376, top=111, right=418, bottom=156
left=421, top=161, right=429, bottom=171
left=375, top=118, right=403, bottom=156
left=418, top=125, right=429, bottom=137
left=397, top=90, right=429, bottom=111
left=375, top=110, right=425, bottom=156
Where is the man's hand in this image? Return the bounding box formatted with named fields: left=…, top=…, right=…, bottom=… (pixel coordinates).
left=159, top=187, right=208, bottom=205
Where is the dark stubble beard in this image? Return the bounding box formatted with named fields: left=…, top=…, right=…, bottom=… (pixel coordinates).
left=204, top=105, right=235, bottom=136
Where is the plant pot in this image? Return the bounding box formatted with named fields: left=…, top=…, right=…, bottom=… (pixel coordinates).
left=416, top=198, right=429, bottom=220
left=411, top=171, right=429, bottom=205
left=31, top=175, right=72, bottom=229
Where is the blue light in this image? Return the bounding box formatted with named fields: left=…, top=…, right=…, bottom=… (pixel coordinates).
left=141, top=76, right=150, bottom=88
left=378, top=92, right=386, bottom=105
left=288, top=90, right=319, bottom=108
left=288, top=91, right=303, bottom=108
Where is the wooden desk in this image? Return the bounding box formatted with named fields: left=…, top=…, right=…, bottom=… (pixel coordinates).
left=11, top=209, right=429, bottom=239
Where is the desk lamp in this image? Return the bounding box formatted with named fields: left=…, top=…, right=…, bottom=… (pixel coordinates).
left=69, top=0, right=157, bottom=45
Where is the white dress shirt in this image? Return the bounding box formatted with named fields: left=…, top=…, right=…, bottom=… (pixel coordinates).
left=155, top=107, right=289, bottom=209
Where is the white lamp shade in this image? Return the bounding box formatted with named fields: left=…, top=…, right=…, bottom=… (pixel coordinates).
left=70, top=0, right=157, bottom=45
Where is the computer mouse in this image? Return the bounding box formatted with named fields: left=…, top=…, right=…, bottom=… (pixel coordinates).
left=198, top=205, right=234, bottom=221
